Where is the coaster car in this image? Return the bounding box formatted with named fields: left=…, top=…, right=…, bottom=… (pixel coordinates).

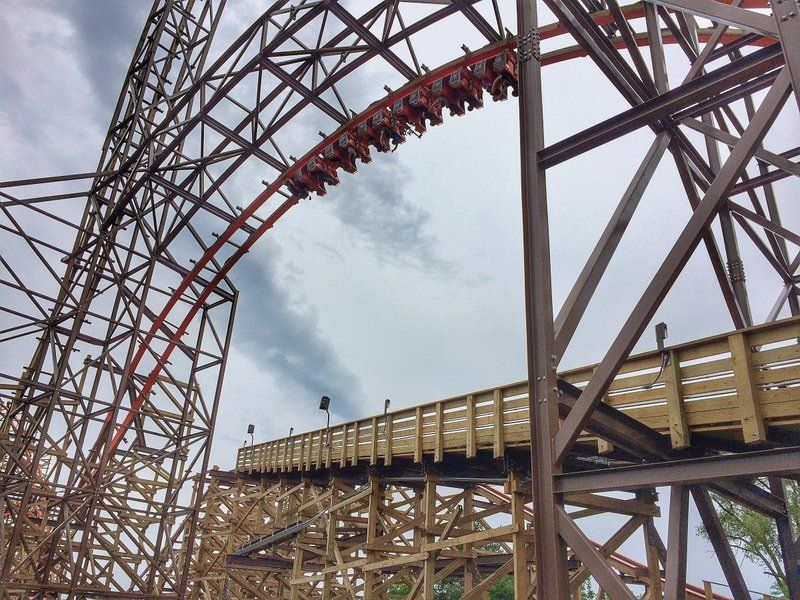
left=473, top=50, right=518, bottom=101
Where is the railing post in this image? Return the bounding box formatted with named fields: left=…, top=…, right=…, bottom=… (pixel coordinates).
left=665, top=350, right=690, bottom=449
left=729, top=332, right=766, bottom=442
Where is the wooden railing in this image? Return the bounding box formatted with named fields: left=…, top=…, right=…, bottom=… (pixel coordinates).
left=236, top=317, right=800, bottom=474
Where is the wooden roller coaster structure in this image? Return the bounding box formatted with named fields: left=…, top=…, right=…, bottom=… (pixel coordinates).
left=0, top=0, right=798, bottom=598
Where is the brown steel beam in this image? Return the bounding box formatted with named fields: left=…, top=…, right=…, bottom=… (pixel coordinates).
left=554, top=447, right=800, bottom=493
left=554, top=68, right=793, bottom=464
left=517, top=0, right=569, bottom=598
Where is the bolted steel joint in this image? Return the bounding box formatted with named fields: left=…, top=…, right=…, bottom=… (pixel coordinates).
left=727, top=258, right=746, bottom=283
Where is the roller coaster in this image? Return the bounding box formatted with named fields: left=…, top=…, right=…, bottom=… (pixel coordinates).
left=0, top=0, right=798, bottom=598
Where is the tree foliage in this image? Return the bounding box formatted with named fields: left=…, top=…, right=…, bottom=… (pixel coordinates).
left=387, top=574, right=515, bottom=599
left=699, top=479, right=799, bottom=597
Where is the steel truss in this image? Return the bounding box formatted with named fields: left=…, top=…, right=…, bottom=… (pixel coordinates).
left=0, top=0, right=798, bottom=597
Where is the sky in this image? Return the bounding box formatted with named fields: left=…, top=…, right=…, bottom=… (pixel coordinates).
left=1, top=0, right=798, bottom=595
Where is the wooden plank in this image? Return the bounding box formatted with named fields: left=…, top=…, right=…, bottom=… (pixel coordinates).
left=704, top=581, right=713, bottom=600
left=340, top=425, right=348, bottom=466
left=729, top=332, right=767, bottom=443
left=352, top=421, right=360, bottom=467
left=370, top=417, right=378, bottom=466
left=282, top=437, right=291, bottom=472
left=435, top=403, right=444, bottom=463
left=361, top=552, right=428, bottom=573
left=422, top=523, right=518, bottom=552
left=325, top=430, right=333, bottom=469
left=466, top=394, right=476, bottom=459
left=461, top=559, right=514, bottom=600
left=415, top=407, right=423, bottom=463
left=665, top=350, right=690, bottom=449
left=385, top=414, right=393, bottom=466
left=493, top=389, right=505, bottom=458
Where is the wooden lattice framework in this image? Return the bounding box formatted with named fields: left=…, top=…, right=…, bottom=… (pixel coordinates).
left=217, top=317, right=800, bottom=599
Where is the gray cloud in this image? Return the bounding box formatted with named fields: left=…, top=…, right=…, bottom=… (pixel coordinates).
left=327, top=154, right=454, bottom=275
left=47, top=1, right=147, bottom=113
left=232, top=241, right=365, bottom=421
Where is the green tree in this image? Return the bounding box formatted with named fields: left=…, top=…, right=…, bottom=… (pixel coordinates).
left=488, top=575, right=514, bottom=599
left=579, top=579, right=596, bottom=600
left=434, top=577, right=463, bottom=600
left=386, top=574, right=517, bottom=599
left=699, top=479, right=798, bottom=597
left=387, top=582, right=410, bottom=599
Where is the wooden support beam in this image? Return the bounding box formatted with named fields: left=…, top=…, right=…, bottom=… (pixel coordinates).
left=340, top=424, right=348, bottom=466
left=461, top=559, right=514, bottom=600
left=364, top=475, right=381, bottom=599
left=644, top=517, right=663, bottom=599
left=493, top=389, right=505, bottom=458
left=325, top=429, right=333, bottom=469
left=463, top=490, right=477, bottom=595
left=423, top=475, right=438, bottom=599
left=704, top=581, right=714, bottom=600
left=370, top=416, right=378, bottom=466
left=664, top=486, right=689, bottom=600
left=466, top=394, right=477, bottom=459
left=435, top=403, right=445, bottom=463
left=415, top=407, right=424, bottom=463
left=729, top=332, right=766, bottom=443
left=665, top=350, right=690, bottom=449
left=510, top=472, right=530, bottom=599
left=385, top=414, right=393, bottom=466
left=352, top=421, right=360, bottom=466
left=289, top=482, right=310, bottom=600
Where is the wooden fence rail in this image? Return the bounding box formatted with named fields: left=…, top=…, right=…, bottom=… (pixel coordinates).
left=237, top=317, right=800, bottom=474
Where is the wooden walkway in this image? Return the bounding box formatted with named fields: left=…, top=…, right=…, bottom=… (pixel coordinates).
left=236, top=317, right=800, bottom=474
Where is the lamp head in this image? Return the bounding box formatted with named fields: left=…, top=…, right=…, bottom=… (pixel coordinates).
left=655, top=322, right=668, bottom=352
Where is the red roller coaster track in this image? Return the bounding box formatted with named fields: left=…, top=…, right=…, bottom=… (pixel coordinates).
left=109, top=0, right=774, bottom=460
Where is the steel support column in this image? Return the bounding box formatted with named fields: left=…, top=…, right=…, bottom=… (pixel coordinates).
left=770, top=477, right=800, bottom=599
left=517, top=0, right=569, bottom=596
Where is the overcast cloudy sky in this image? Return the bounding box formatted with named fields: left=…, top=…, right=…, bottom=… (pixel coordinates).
left=2, top=0, right=798, bottom=594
